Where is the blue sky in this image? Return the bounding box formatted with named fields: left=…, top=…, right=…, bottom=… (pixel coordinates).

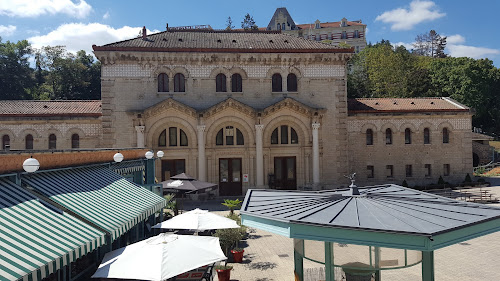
left=0, top=0, right=499, bottom=66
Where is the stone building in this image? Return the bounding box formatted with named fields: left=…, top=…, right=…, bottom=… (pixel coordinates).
left=267, top=7, right=367, bottom=53
left=0, top=29, right=473, bottom=195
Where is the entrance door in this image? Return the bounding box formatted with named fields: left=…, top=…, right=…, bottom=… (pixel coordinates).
left=161, top=159, right=186, bottom=181
left=274, top=156, right=297, bottom=190
left=219, top=158, right=242, bottom=196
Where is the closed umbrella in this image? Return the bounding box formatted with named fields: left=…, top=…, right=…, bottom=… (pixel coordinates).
left=153, top=208, right=240, bottom=231
left=92, top=233, right=226, bottom=281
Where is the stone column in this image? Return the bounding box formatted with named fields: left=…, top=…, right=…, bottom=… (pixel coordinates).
left=312, top=123, right=320, bottom=184
left=255, top=125, right=264, bottom=187
left=197, top=125, right=206, bottom=181
left=135, top=126, right=145, bottom=148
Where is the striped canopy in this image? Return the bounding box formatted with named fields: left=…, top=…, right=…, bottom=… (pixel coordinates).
left=0, top=178, right=105, bottom=281
left=23, top=166, right=166, bottom=241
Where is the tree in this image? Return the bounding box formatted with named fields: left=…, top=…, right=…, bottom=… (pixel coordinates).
left=225, top=16, right=234, bottom=30
left=413, top=30, right=447, bottom=58
left=241, top=13, right=258, bottom=30
left=0, top=37, right=34, bottom=100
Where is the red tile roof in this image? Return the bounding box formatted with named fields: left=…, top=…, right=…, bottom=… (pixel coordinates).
left=0, top=100, right=102, bottom=117
left=297, top=21, right=366, bottom=29
left=92, top=30, right=352, bottom=54
left=348, top=98, right=470, bottom=114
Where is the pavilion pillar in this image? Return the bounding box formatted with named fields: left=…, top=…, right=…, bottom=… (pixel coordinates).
left=197, top=125, right=206, bottom=181
left=312, top=123, right=320, bottom=184
left=422, top=251, right=435, bottom=281
left=325, top=241, right=335, bottom=281
left=255, top=124, right=264, bottom=187
left=135, top=126, right=145, bottom=148
left=145, top=158, right=155, bottom=184
left=294, top=239, right=304, bottom=281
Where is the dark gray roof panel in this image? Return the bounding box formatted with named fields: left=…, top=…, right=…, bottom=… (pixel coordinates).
left=241, top=185, right=500, bottom=236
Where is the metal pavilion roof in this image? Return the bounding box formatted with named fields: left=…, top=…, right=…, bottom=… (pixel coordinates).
left=241, top=184, right=500, bottom=251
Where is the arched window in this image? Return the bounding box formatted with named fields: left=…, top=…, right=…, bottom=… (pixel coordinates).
left=231, top=74, right=242, bottom=92
left=216, top=126, right=244, bottom=146
left=174, top=73, right=185, bottom=92
left=282, top=23, right=285, bottom=30
left=158, top=73, right=169, bottom=92
left=287, top=73, right=297, bottom=92
left=277, top=23, right=281, bottom=30
left=159, top=129, right=167, bottom=147
left=71, top=134, right=80, bottom=149
left=167, top=127, right=188, bottom=147
left=366, top=129, right=373, bottom=145
left=405, top=128, right=411, bottom=144
left=49, top=134, right=57, bottom=149
left=424, top=128, right=430, bottom=144
left=25, top=134, right=33, bottom=150
left=216, top=73, right=226, bottom=92
left=271, top=126, right=299, bottom=145
left=385, top=128, right=392, bottom=145
left=2, top=135, right=10, bottom=150
left=443, top=128, right=449, bottom=143
left=272, top=73, right=282, bottom=92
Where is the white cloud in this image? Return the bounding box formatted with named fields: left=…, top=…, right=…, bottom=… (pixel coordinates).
left=393, top=41, right=414, bottom=50
left=0, top=25, right=16, bottom=36
left=0, top=0, right=92, bottom=18
left=447, top=45, right=499, bottom=59
left=375, top=0, right=445, bottom=31
left=103, top=11, right=110, bottom=20
left=28, top=23, right=159, bottom=55
left=446, top=34, right=465, bottom=45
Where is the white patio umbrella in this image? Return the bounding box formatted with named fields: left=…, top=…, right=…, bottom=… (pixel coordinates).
left=152, top=208, right=240, bottom=231
left=91, top=233, right=226, bottom=281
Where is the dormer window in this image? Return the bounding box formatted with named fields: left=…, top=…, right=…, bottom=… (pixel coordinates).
left=315, top=20, right=320, bottom=29
left=341, top=18, right=347, bottom=27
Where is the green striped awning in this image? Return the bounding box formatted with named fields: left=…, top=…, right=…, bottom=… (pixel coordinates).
left=110, top=160, right=145, bottom=175
left=0, top=178, right=105, bottom=281
left=23, top=166, right=166, bottom=241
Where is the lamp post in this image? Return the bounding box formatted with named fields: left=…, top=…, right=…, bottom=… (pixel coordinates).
left=157, top=150, right=164, bottom=158
left=113, top=152, right=124, bottom=163
left=23, top=157, right=40, bottom=173
left=145, top=150, right=155, bottom=185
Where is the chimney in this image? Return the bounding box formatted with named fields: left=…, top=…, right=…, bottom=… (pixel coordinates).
left=142, top=26, right=147, bottom=39
left=166, top=23, right=169, bottom=31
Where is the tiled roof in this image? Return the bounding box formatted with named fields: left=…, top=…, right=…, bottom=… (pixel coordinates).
left=0, top=100, right=102, bottom=117
left=348, top=97, right=470, bottom=113
left=297, top=20, right=366, bottom=29
left=92, top=30, right=351, bottom=53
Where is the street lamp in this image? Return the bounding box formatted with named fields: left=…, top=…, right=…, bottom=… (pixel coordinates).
left=157, top=150, right=164, bottom=158
left=23, top=157, right=40, bottom=173
left=113, top=152, right=124, bottom=163
left=145, top=151, right=154, bottom=159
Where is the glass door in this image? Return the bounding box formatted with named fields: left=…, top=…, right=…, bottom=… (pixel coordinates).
left=219, top=158, right=242, bottom=196
left=274, top=156, right=297, bottom=190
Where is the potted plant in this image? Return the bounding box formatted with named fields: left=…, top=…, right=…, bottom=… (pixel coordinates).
left=221, top=198, right=242, bottom=215
left=231, top=247, right=244, bottom=263
left=215, top=265, right=232, bottom=281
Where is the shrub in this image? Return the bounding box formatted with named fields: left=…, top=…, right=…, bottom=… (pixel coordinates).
left=464, top=173, right=472, bottom=183
left=437, top=176, right=445, bottom=185
left=215, top=265, right=233, bottom=270
left=222, top=199, right=242, bottom=215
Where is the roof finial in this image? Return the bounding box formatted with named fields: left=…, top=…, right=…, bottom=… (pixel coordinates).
left=345, top=173, right=359, bottom=195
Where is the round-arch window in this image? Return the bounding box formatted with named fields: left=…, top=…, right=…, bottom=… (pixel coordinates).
left=287, top=73, right=297, bottom=92
left=158, top=73, right=169, bottom=92
left=71, top=134, right=80, bottom=149
left=49, top=134, right=57, bottom=149
left=271, top=126, right=299, bottom=145
left=25, top=134, right=33, bottom=150
left=272, top=73, right=282, bottom=92
left=216, top=73, right=226, bottom=92
left=216, top=126, right=244, bottom=146
left=2, top=135, right=10, bottom=150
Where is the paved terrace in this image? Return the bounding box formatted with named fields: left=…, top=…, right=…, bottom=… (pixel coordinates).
left=183, top=177, right=500, bottom=281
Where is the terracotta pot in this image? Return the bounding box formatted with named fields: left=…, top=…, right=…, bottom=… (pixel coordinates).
left=231, top=249, right=244, bottom=263
left=216, top=268, right=231, bottom=281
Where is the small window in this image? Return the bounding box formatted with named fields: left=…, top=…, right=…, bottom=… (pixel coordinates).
left=367, top=165, right=374, bottom=178
left=386, top=165, right=393, bottom=178
left=443, top=128, right=449, bottom=143
left=282, top=23, right=286, bottom=30
left=366, top=129, right=373, bottom=145
left=291, top=128, right=298, bottom=144
left=25, top=134, right=33, bottom=150
left=216, top=126, right=244, bottom=146
left=2, top=134, right=10, bottom=150
left=174, top=73, right=185, bottom=92
left=272, top=73, right=282, bottom=92
left=236, top=129, right=244, bottom=145
left=216, top=129, right=223, bottom=145
left=158, top=73, right=169, bottom=92
left=169, top=127, right=177, bottom=146
left=49, top=134, right=57, bottom=149
left=385, top=128, right=392, bottom=145
left=315, top=23, right=320, bottom=29
left=405, top=128, right=411, bottom=144
left=425, top=164, right=432, bottom=177
left=341, top=31, right=347, bottom=39
left=71, top=134, right=79, bottom=149
left=226, top=126, right=234, bottom=145
left=180, top=129, right=188, bottom=146
left=216, top=73, right=226, bottom=92
left=271, top=128, right=278, bottom=144
left=277, top=23, right=281, bottom=30
left=280, top=125, right=288, bottom=144
left=424, top=128, right=430, bottom=144
left=159, top=129, right=167, bottom=147
left=231, top=74, right=242, bottom=92
left=405, top=165, right=413, bottom=177
left=287, top=73, right=297, bottom=92
left=443, top=164, right=450, bottom=176
left=354, top=30, right=359, bottom=38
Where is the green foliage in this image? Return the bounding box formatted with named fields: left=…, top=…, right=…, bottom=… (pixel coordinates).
left=225, top=17, right=235, bottom=30
left=163, top=194, right=178, bottom=217
left=402, top=180, right=408, bottom=187
left=214, top=215, right=244, bottom=256
left=221, top=198, right=242, bottom=215
left=437, top=176, right=445, bottom=185
left=214, top=265, right=233, bottom=270
left=464, top=173, right=472, bottom=183
left=0, top=37, right=34, bottom=100
left=241, top=13, right=258, bottom=30
left=338, top=41, right=351, bottom=48
left=413, top=30, right=447, bottom=58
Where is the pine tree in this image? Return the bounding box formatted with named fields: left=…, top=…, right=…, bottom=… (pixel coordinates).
left=241, top=13, right=257, bottom=30
left=225, top=17, right=234, bottom=30
left=412, top=30, right=447, bottom=58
